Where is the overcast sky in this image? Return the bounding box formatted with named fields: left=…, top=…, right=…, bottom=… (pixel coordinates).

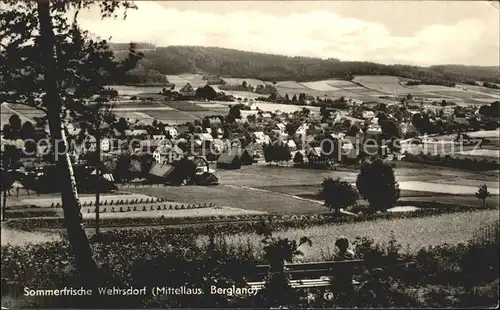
left=77, top=1, right=500, bottom=67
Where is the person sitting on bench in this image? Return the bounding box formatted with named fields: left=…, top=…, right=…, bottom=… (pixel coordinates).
left=331, top=237, right=356, bottom=306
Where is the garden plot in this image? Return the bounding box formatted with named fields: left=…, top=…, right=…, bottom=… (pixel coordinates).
left=221, top=78, right=266, bottom=86
left=196, top=103, right=228, bottom=108
left=113, top=107, right=174, bottom=112
left=81, top=206, right=265, bottom=219
left=276, top=81, right=307, bottom=89
left=114, top=111, right=153, bottom=121
left=143, top=109, right=200, bottom=122
left=301, top=80, right=341, bottom=91
left=429, top=90, right=497, bottom=100
left=21, top=193, right=154, bottom=208
left=107, top=85, right=164, bottom=96
left=353, top=75, right=414, bottom=94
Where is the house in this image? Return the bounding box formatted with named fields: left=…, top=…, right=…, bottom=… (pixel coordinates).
left=148, top=162, right=176, bottom=183
left=179, top=83, right=196, bottom=97
left=164, top=126, right=178, bottom=139
left=341, top=139, right=357, bottom=159
left=152, top=134, right=166, bottom=140
left=261, top=113, right=272, bottom=119
left=89, top=164, right=115, bottom=182
left=275, top=123, right=286, bottom=132
left=296, top=123, right=309, bottom=136
left=366, top=124, right=383, bottom=136
left=125, top=129, right=149, bottom=137
left=153, top=145, right=184, bottom=164
left=85, top=136, right=111, bottom=152
left=216, top=153, right=242, bottom=170
left=211, top=138, right=225, bottom=153
left=194, top=133, right=214, bottom=147
left=206, top=127, right=223, bottom=138
left=362, top=111, right=376, bottom=119
left=253, top=131, right=271, bottom=145
left=65, top=123, right=81, bottom=136
left=287, top=139, right=297, bottom=151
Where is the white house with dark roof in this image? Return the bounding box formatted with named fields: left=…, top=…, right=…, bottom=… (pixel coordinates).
left=153, top=145, right=184, bottom=164
left=253, top=131, right=271, bottom=145
left=164, top=126, right=178, bottom=138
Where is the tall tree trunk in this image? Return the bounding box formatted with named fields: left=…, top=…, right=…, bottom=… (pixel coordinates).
left=1, top=189, right=6, bottom=221
left=95, top=134, right=101, bottom=235
left=36, top=0, right=99, bottom=286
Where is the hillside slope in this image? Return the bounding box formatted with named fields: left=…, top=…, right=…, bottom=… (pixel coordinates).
left=112, top=45, right=500, bottom=84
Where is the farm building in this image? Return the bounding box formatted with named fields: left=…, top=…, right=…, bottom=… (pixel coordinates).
left=23, top=163, right=117, bottom=193
left=295, top=123, right=309, bottom=136
left=179, top=83, right=196, bottom=96
left=164, top=126, right=178, bottom=138
left=148, top=162, right=176, bottom=183
left=153, top=145, right=184, bottom=164
left=253, top=131, right=271, bottom=145
left=152, top=134, right=166, bottom=140
left=287, top=139, right=297, bottom=151
left=194, top=172, right=219, bottom=185
left=362, top=111, right=376, bottom=119
left=217, top=153, right=242, bottom=170
left=275, top=123, right=286, bottom=132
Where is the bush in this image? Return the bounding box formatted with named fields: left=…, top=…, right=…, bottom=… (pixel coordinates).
left=2, top=221, right=498, bottom=308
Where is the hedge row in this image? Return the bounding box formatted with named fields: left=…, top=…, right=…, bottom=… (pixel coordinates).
left=6, top=203, right=474, bottom=232
left=403, top=152, right=499, bottom=171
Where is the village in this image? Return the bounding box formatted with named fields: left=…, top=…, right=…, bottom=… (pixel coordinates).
left=1, top=0, right=499, bottom=308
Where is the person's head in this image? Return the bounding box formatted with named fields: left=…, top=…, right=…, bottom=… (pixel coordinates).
left=335, top=236, right=349, bottom=252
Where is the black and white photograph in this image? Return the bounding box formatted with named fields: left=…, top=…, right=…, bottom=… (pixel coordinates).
left=1, top=0, right=499, bottom=308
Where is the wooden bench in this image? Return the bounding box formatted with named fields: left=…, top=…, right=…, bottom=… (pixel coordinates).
left=246, top=260, right=365, bottom=291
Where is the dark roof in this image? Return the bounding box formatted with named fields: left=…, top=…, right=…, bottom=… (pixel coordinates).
left=217, top=154, right=241, bottom=169
left=196, top=172, right=219, bottom=185
left=148, top=163, right=175, bottom=179
left=239, top=149, right=254, bottom=165
left=217, top=153, right=239, bottom=164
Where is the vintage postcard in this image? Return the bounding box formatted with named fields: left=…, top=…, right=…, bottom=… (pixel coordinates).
left=1, top=0, right=499, bottom=308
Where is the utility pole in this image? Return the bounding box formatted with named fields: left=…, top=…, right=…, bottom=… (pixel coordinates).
left=94, top=101, right=114, bottom=236
left=95, top=128, right=101, bottom=235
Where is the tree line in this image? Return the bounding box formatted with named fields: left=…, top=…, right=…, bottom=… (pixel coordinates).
left=113, top=45, right=500, bottom=84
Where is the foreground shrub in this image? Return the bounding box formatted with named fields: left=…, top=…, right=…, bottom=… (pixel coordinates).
left=2, top=220, right=498, bottom=308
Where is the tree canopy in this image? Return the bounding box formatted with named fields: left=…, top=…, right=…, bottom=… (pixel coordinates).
left=112, top=45, right=500, bottom=84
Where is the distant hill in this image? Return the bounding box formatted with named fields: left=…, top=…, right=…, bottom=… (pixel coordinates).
left=112, top=45, right=500, bottom=85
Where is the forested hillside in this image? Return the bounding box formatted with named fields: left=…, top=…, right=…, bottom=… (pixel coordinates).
left=112, top=45, right=500, bottom=85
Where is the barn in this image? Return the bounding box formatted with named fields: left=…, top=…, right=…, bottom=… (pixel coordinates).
left=148, top=163, right=176, bottom=184
left=216, top=154, right=241, bottom=170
